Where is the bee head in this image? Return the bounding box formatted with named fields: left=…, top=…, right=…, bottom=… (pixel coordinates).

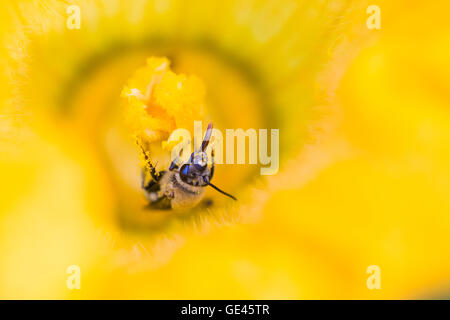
left=176, top=123, right=237, bottom=201
left=192, top=151, right=208, bottom=170
left=178, top=123, right=212, bottom=185
left=179, top=151, right=209, bottom=181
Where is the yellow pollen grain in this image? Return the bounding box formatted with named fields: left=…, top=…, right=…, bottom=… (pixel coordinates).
left=121, top=57, right=206, bottom=155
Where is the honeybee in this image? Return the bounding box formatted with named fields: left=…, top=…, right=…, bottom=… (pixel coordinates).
left=138, top=123, right=236, bottom=209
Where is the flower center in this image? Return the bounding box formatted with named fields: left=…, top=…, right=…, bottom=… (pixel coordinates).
left=61, top=44, right=272, bottom=229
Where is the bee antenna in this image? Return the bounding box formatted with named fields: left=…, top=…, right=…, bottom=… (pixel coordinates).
left=204, top=178, right=237, bottom=201
left=201, top=122, right=213, bottom=152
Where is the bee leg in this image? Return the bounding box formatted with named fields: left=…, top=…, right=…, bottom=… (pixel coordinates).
left=169, top=149, right=183, bottom=171
left=169, top=158, right=179, bottom=171
left=141, top=174, right=158, bottom=193
left=140, top=168, right=148, bottom=189
left=148, top=162, right=162, bottom=181
left=141, top=166, right=165, bottom=190
left=136, top=138, right=163, bottom=183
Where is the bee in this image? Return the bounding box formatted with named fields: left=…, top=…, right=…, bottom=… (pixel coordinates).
left=138, top=123, right=236, bottom=209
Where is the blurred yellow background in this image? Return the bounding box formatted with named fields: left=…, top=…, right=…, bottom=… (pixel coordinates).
left=0, top=0, right=449, bottom=299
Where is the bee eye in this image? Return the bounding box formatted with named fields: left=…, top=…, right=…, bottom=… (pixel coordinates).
left=180, top=164, right=190, bottom=178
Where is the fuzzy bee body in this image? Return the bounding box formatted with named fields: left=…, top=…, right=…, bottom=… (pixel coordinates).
left=139, top=123, right=236, bottom=210
left=143, top=165, right=207, bottom=209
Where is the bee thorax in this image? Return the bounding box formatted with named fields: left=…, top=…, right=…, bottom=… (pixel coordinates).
left=160, top=171, right=206, bottom=208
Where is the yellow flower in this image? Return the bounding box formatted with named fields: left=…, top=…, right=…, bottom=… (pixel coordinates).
left=121, top=56, right=206, bottom=144
left=0, top=0, right=449, bottom=299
